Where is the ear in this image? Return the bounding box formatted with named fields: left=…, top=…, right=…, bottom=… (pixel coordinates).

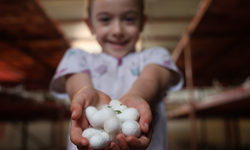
left=140, top=15, right=148, bottom=32
left=84, top=18, right=95, bottom=34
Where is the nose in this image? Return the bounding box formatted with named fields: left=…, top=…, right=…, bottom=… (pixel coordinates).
left=111, top=20, right=124, bottom=39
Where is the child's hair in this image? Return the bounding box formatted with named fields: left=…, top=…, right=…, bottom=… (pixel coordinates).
left=85, top=0, right=145, bottom=18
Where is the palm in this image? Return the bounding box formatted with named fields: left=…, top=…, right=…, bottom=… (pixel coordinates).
left=118, top=96, right=153, bottom=150
left=70, top=87, right=111, bottom=149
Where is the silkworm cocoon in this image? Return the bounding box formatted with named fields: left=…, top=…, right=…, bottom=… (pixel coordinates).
left=104, top=116, right=122, bottom=135
left=116, top=108, right=139, bottom=122
left=109, top=99, right=127, bottom=111
left=89, top=132, right=110, bottom=149
left=89, top=108, right=116, bottom=128
left=110, top=134, right=118, bottom=144
left=99, top=104, right=109, bottom=110
left=122, top=120, right=141, bottom=137
left=85, top=106, right=98, bottom=120
left=82, top=128, right=102, bottom=140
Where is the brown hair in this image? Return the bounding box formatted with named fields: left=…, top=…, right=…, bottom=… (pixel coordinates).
left=86, top=0, right=145, bottom=18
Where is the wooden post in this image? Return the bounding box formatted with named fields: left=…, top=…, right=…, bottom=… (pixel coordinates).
left=184, top=42, right=197, bottom=150
left=21, top=121, right=28, bottom=150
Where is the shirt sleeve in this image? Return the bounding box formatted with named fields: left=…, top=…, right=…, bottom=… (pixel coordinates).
left=143, top=47, right=184, bottom=92
left=50, top=48, right=91, bottom=98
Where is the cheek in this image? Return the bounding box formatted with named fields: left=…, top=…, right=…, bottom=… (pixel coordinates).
left=95, top=29, right=108, bottom=42
left=126, top=25, right=140, bottom=35
left=93, top=23, right=109, bottom=36
left=127, top=27, right=140, bottom=41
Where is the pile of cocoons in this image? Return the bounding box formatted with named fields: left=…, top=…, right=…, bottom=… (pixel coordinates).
left=82, top=99, right=141, bottom=149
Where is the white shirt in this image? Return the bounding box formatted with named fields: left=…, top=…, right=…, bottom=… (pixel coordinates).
left=50, top=46, right=183, bottom=150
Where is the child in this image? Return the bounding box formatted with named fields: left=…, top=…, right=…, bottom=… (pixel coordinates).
left=50, top=0, right=183, bottom=149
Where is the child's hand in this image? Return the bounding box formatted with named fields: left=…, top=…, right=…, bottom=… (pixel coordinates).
left=69, top=86, right=117, bottom=149
left=116, top=96, right=153, bottom=150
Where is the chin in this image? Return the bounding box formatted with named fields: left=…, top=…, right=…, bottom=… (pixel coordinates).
left=113, top=53, right=125, bottom=58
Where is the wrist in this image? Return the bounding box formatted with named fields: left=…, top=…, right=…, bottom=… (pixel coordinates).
left=120, top=95, right=148, bottom=108
left=76, top=86, right=89, bottom=94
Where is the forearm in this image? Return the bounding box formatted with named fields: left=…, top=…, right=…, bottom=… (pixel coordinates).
left=65, top=73, right=93, bottom=100
left=121, top=64, right=172, bottom=111
left=121, top=78, right=160, bottom=111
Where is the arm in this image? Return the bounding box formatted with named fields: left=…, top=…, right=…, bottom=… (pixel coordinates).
left=66, top=73, right=119, bottom=149
left=117, top=64, right=174, bottom=150
left=66, top=73, right=93, bottom=99
left=121, top=64, right=174, bottom=111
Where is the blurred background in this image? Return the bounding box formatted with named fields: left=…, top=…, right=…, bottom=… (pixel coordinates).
left=1, top=0, right=250, bottom=150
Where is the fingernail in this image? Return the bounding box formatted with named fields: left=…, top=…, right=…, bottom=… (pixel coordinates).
left=144, top=123, right=149, bottom=131
left=109, top=144, right=115, bottom=150
left=118, top=138, right=123, bottom=144
left=71, top=111, right=76, bottom=117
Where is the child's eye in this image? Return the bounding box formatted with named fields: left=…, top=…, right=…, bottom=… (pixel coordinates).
left=125, top=17, right=135, bottom=22
left=99, top=17, right=110, bottom=22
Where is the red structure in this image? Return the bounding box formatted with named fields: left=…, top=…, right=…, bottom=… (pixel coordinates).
left=169, top=0, right=250, bottom=149
left=0, top=0, right=69, bottom=90
left=0, top=0, right=70, bottom=149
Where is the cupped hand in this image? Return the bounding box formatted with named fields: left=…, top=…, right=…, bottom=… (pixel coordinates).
left=117, top=96, right=154, bottom=150
left=69, top=86, right=114, bottom=150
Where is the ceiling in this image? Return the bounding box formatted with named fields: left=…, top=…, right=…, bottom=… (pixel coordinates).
left=1, top=0, right=250, bottom=90
left=0, top=0, right=202, bottom=90
left=0, top=0, right=69, bottom=90
left=174, top=0, right=250, bottom=87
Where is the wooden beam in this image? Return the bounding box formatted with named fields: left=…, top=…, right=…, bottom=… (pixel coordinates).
left=147, top=17, right=193, bottom=23
left=171, top=33, right=189, bottom=62
left=0, top=40, right=67, bottom=45
left=143, top=36, right=180, bottom=42
left=187, top=0, right=213, bottom=34
left=171, top=0, right=213, bottom=62
left=167, top=83, right=250, bottom=119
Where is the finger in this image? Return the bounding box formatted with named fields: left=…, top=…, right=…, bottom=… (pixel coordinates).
left=127, top=123, right=154, bottom=150
left=138, top=104, right=152, bottom=133
left=126, top=135, right=150, bottom=150
left=108, top=141, right=121, bottom=150
left=122, top=98, right=152, bottom=133
left=126, top=136, right=142, bottom=149
left=116, top=133, right=132, bottom=150
left=98, top=91, right=112, bottom=104
left=70, top=92, right=86, bottom=120
left=70, top=119, right=89, bottom=147
left=77, top=145, right=91, bottom=150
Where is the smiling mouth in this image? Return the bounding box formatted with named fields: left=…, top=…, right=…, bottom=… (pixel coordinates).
left=108, top=41, right=128, bottom=49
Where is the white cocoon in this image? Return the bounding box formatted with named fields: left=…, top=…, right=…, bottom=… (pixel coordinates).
left=89, top=108, right=116, bottom=128
left=116, top=108, right=139, bottom=122
left=109, top=99, right=127, bottom=111
left=122, top=120, right=141, bottom=137
left=89, top=132, right=110, bottom=149
left=104, top=116, right=122, bottom=135
left=99, top=104, right=109, bottom=110
left=85, top=106, right=98, bottom=120
left=110, top=134, right=118, bottom=144
left=82, top=128, right=102, bottom=140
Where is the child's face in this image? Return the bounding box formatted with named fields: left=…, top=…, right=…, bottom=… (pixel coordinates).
left=87, top=0, right=144, bottom=58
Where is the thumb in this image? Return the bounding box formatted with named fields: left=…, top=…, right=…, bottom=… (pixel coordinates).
left=70, top=92, right=86, bottom=120
left=139, top=106, right=152, bottom=133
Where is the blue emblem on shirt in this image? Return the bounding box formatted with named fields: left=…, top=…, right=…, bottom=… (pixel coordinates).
left=131, top=67, right=140, bottom=76
left=67, top=50, right=76, bottom=59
